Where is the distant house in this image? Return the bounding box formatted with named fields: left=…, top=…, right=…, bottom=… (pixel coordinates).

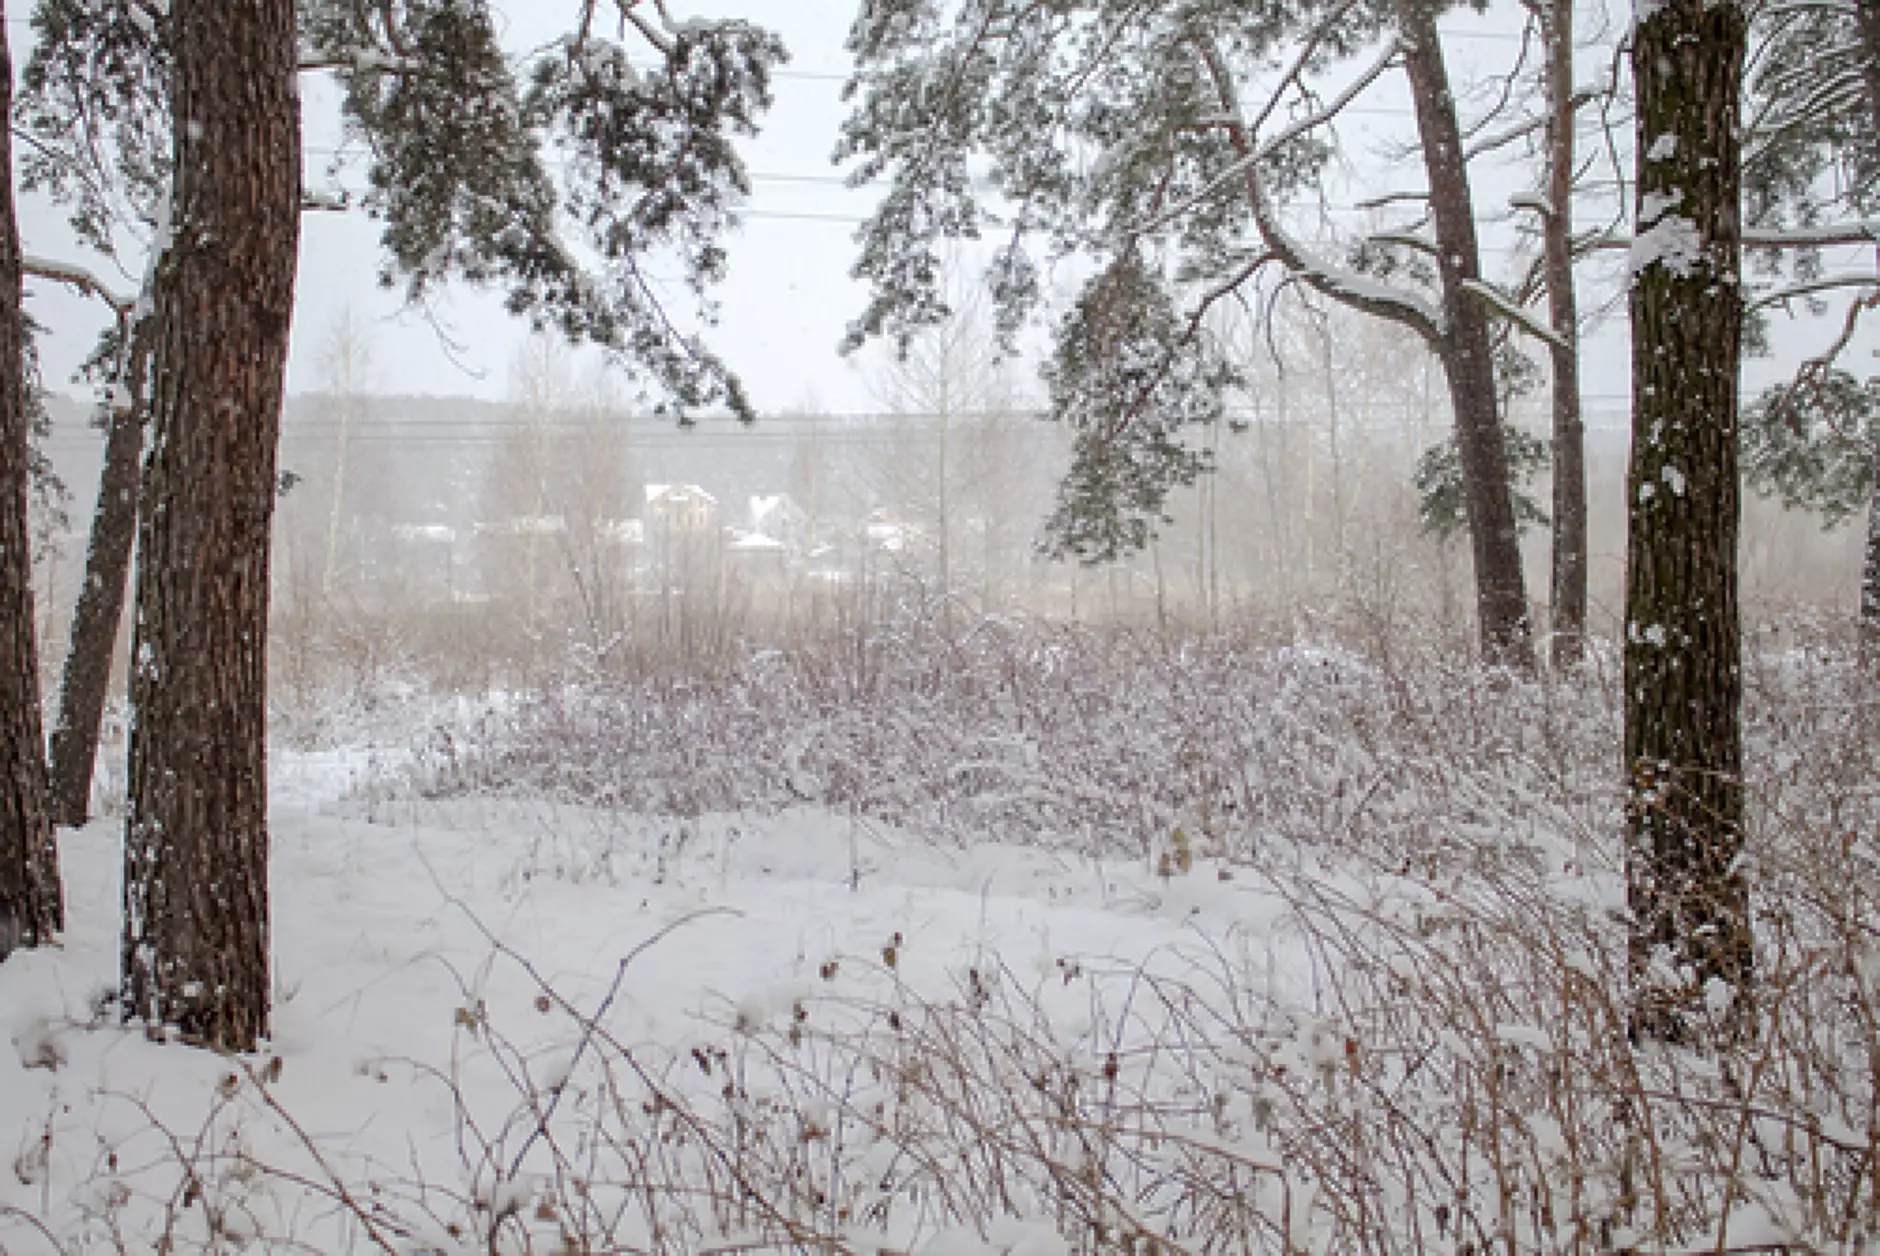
left=862, top=508, right=921, bottom=555
left=640, top=484, right=722, bottom=601
left=473, top=515, right=568, bottom=538
left=644, top=484, right=717, bottom=532
left=746, top=494, right=811, bottom=553
left=392, top=523, right=458, bottom=545
left=596, top=518, right=645, bottom=548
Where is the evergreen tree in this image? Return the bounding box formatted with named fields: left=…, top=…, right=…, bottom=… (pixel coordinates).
left=1741, top=370, right=1880, bottom=632
left=20, top=0, right=786, bottom=1047
left=1740, top=0, right=1880, bottom=637
left=0, top=0, right=62, bottom=961
left=839, top=0, right=1537, bottom=663
left=120, top=0, right=303, bottom=1050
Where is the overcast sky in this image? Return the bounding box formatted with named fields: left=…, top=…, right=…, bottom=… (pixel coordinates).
left=12, top=2, right=1875, bottom=420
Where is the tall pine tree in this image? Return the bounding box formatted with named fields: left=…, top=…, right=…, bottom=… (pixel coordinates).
left=0, top=0, right=61, bottom=962
left=1624, top=0, right=1752, bottom=1041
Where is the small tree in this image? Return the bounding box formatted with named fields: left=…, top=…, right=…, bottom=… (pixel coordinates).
left=1739, top=0, right=1880, bottom=641
left=1414, top=425, right=1551, bottom=544
left=1741, top=370, right=1880, bottom=634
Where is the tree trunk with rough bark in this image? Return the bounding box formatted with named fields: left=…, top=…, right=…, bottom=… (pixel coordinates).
left=1625, top=0, right=1750, bottom=1042
left=1398, top=0, right=1535, bottom=668
left=47, top=330, right=149, bottom=828
left=1540, top=0, right=1586, bottom=668
left=122, top=0, right=300, bottom=1051
left=0, top=2, right=61, bottom=960
left=1856, top=0, right=1880, bottom=646
left=1864, top=443, right=1880, bottom=648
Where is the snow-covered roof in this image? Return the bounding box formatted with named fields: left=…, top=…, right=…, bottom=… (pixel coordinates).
left=474, top=515, right=567, bottom=536
left=865, top=521, right=907, bottom=552
left=645, top=483, right=718, bottom=506
left=392, top=524, right=457, bottom=543
left=749, top=493, right=803, bottom=528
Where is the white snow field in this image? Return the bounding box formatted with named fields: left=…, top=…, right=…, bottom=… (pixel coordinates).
left=1, top=762, right=1322, bottom=1254
left=1, top=637, right=1876, bottom=1254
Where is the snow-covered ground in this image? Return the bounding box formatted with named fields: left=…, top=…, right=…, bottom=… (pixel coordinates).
left=3, top=637, right=1876, bottom=1253
left=1, top=748, right=1334, bottom=1253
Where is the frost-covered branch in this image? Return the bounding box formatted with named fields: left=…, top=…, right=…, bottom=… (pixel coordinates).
left=1587, top=220, right=1880, bottom=252
left=22, top=254, right=133, bottom=315
left=301, top=188, right=349, bottom=213
left=1367, top=230, right=1441, bottom=257
left=1195, top=37, right=1444, bottom=346
left=297, top=48, right=419, bottom=73
left=1747, top=273, right=1880, bottom=311
left=1461, top=83, right=1607, bottom=163
left=1461, top=278, right=1570, bottom=351
left=1744, top=220, right=1880, bottom=248
left=1126, top=35, right=1396, bottom=241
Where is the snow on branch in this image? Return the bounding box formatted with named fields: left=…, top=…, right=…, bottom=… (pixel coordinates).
left=1586, top=220, right=1880, bottom=252
left=1461, top=279, right=1570, bottom=351
left=1744, top=220, right=1880, bottom=248
left=1462, top=85, right=1606, bottom=162
left=1509, top=192, right=1553, bottom=219
left=302, top=189, right=350, bottom=213
left=298, top=48, right=419, bottom=74
left=1368, top=231, right=1440, bottom=257
left=1134, top=0, right=1392, bottom=241
left=22, top=254, right=133, bottom=315
left=1746, top=273, right=1880, bottom=312
left=1192, top=36, right=1445, bottom=347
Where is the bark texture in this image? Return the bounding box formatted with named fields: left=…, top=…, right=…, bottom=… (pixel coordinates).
left=1624, top=0, right=1750, bottom=1041
left=0, top=1, right=61, bottom=959
left=47, top=331, right=149, bottom=828
left=122, top=0, right=300, bottom=1050
left=1864, top=442, right=1880, bottom=644
left=1540, top=0, right=1586, bottom=668
left=1398, top=0, right=1534, bottom=668
left=1857, top=0, right=1880, bottom=645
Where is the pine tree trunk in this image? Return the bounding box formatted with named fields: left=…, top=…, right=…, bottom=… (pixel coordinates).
left=1856, top=0, right=1880, bottom=648
left=1856, top=0, right=1880, bottom=155
left=1541, top=0, right=1586, bottom=668
left=1398, top=0, right=1535, bottom=668
left=122, top=0, right=300, bottom=1050
left=1863, top=442, right=1880, bottom=647
left=1624, top=0, right=1750, bottom=1042
left=47, top=329, right=150, bottom=828
left=0, top=2, right=61, bottom=959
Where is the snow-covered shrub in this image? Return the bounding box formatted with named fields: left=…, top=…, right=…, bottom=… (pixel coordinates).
left=401, top=613, right=1627, bottom=868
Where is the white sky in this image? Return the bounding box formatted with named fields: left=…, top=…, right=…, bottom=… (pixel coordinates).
left=12, top=2, right=1876, bottom=419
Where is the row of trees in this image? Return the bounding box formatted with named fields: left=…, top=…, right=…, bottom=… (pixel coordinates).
left=837, top=0, right=1875, bottom=1039
left=0, top=0, right=785, bottom=1049
left=0, top=0, right=1875, bottom=1050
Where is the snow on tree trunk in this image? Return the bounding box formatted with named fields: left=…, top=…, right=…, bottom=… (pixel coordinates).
left=48, top=332, right=148, bottom=828
left=122, top=0, right=299, bottom=1051
left=1397, top=0, right=1534, bottom=668
left=0, top=1, right=62, bottom=959
left=1624, top=0, right=1751, bottom=1042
